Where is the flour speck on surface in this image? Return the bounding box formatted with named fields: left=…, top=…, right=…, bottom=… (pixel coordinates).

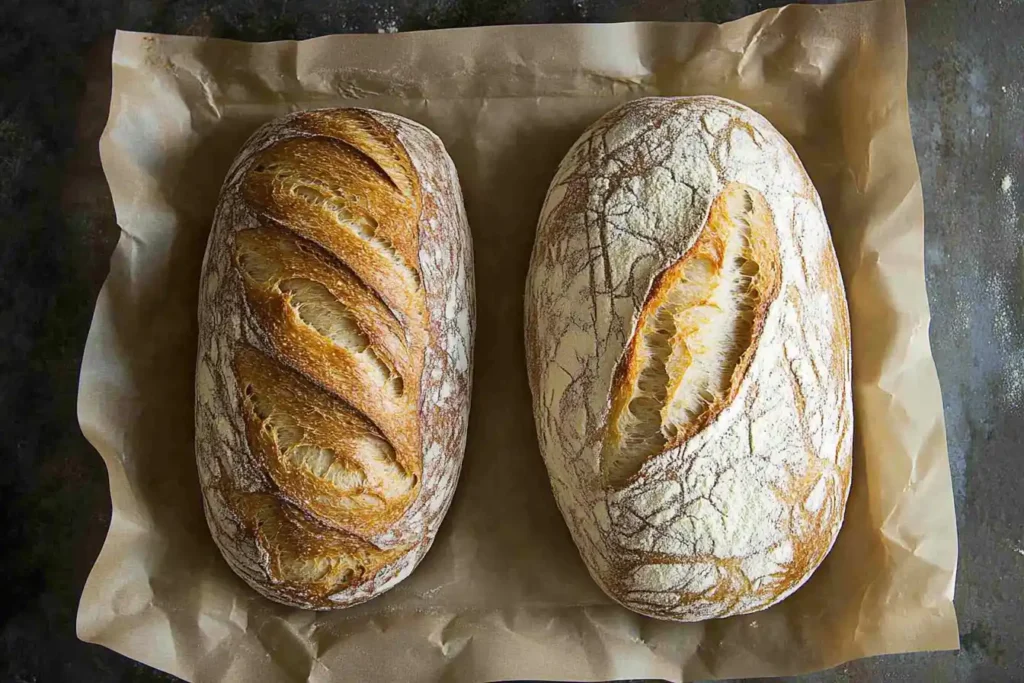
left=1003, top=174, right=1014, bottom=194
left=369, top=2, right=399, bottom=33
left=951, top=294, right=971, bottom=337
left=986, top=275, right=1024, bottom=407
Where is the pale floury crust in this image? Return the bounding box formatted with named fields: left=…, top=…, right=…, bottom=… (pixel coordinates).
left=196, top=109, right=474, bottom=609
left=526, top=96, right=852, bottom=621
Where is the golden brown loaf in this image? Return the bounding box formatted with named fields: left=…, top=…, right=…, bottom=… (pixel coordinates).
left=195, top=108, right=474, bottom=609
left=525, top=97, right=852, bottom=621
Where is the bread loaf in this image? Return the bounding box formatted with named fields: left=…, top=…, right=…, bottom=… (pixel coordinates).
left=525, top=97, right=852, bottom=621
left=195, top=108, right=474, bottom=609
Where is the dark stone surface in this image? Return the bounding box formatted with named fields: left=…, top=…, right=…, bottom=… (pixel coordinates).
left=0, top=0, right=1020, bottom=681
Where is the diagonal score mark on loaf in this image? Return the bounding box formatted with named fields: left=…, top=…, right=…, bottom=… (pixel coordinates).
left=287, top=181, right=421, bottom=289
left=291, top=111, right=420, bottom=201
left=280, top=277, right=404, bottom=396
left=235, top=345, right=417, bottom=534
left=229, top=491, right=412, bottom=595
left=236, top=227, right=406, bottom=398
left=603, top=182, right=781, bottom=487
left=239, top=135, right=425, bottom=335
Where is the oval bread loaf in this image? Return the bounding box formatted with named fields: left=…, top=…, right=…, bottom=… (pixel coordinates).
left=196, top=108, right=474, bottom=609
left=525, top=96, right=852, bottom=621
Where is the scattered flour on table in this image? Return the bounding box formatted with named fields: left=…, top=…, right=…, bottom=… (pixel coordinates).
left=987, top=275, right=1024, bottom=408
left=990, top=167, right=1021, bottom=407
left=951, top=294, right=972, bottom=337
left=369, top=2, right=399, bottom=33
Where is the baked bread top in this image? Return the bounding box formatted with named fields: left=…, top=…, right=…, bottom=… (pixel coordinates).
left=196, top=108, right=474, bottom=609
left=526, top=96, right=852, bottom=621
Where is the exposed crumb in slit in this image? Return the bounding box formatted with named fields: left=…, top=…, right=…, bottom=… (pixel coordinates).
left=280, top=278, right=370, bottom=350
left=232, top=492, right=409, bottom=594
left=662, top=223, right=758, bottom=426
left=244, top=381, right=414, bottom=500
left=289, top=182, right=422, bottom=289
left=602, top=184, right=779, bottom=486
left=248, top=389, right=366, bottom=491
left=353, top=436, right=416, bottom=498
left=289, top=445, right=366, bottom=491
left=234, top=234, right=407, bottom=396
left=277, top=277, right=405, bottom=398
left=374, top=234, right=421, bottom=287
left=328, top=116, right=417, bottom=199
left=293, top=185, right=377, bottom=239
left=235, top=227, right=409, bottom=346
left=619, top=306, right=675, bottom=459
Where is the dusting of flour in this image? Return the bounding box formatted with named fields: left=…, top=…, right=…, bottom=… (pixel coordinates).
left=527, top=97, right=851, bottom=620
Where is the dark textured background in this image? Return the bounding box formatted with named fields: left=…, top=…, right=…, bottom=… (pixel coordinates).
left=1, top=1, right=1021, bottom=681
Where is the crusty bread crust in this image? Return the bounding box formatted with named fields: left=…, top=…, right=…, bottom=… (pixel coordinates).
left=196, top=109, right=474, bottom=609
left=526, top=97, right=852, bottom=621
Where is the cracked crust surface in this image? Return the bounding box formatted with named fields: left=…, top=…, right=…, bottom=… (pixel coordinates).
left=525, top=96, right=852, bottom=621
left=196, top=108, right=474, bottom=609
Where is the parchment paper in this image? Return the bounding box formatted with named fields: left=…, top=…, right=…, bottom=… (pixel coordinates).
left=76, top=1, right=959, bottom=680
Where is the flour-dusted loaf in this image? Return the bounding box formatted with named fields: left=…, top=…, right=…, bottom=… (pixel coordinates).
left=525, top=96, right=852, bottom=621
left=195, top=109, right=474, bottom=609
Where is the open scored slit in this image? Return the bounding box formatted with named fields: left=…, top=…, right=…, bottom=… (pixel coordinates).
left=287, top=180, right=422, bottom=288
left=236, top=230, right=406, bottom=398
left=313, top=127, right=416, bottom=199
left=240, top=361, right=417, bottom=512
left=231, top=491, right=411, bottom=594
left=280, top=278, right=405, bottom=397
left=316, top=119, right=419, bottom=199
left=249, top=389, right=371, bottom=495
left=602, top=183, right=780, bottom=487
left=244, top=495, right=367, bottom=587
